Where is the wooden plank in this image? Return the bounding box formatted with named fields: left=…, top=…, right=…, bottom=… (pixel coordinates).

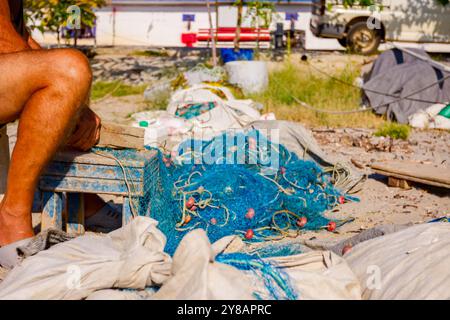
left=39, top=176, right=144, bottom=196
left=44, top=162, right=144, bottom=182
left=97, top=122, right=145, bottom=150
left=52, top=148, right=157, bottom=168
left=374, top=168, right=450, bottom=189
left=100, top=122, right=144, bottom=138
left=41, top=192, right=63, bottom=231
left=388, top=177, right=412, bottom=190
left=372, top=160, right=450, bottom=188
left=0, top=125, right=9, bottom=195
left=66, top=193, right=85, bottom=235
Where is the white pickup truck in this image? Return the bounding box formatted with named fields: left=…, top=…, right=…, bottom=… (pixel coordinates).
left=310, top=0, right=450, bottom=54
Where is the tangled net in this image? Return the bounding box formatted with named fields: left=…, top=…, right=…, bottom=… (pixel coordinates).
left=146, top=130, right=357, bottom=255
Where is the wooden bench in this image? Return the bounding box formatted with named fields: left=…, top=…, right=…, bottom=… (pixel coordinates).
left=38, top=148, right=159, bottom=234
left=1, top=122, right=154, bottom=235
left=372, top=160, right=450, bottom=190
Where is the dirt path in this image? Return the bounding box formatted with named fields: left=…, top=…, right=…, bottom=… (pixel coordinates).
left=302, top=127, right=450, bottom=244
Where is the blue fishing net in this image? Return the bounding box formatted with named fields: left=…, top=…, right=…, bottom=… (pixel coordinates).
left=153, top=130, right=354, bottom=255
left=175, top=101, right=217, bottom=119
left=94, top=130, right=356, bottom=256
left=216, top=252, right=298, bottom=300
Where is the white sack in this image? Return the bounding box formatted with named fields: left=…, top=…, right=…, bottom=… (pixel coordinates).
left=408, top=103, right=450, bottom=130
left=225, top=61, right=269, bottom=94
left=152, top=230, right=256, bottom=300
left=134, top=85, right=262, bottom=149
left=264, top=251, right=362, bottom=300
left=153, top=229, right=361, bottom=300
left=0, top=217, right=171, bottom=300
left=346, top=222, right=450, bottom=300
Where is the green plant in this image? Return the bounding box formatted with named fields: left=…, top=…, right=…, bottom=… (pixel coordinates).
left=248, top=60, right=385, bottom=128
left=245, top=1, right=276, bottom=57
left=130, top=49, right=169, bottom=57
left=336, top=0, right=447, bottom=7
left=374, top=122, right=410, bottom=140
left=91, top=81, right=147, bottom=101
left=24, top=0, right=106, bottom=46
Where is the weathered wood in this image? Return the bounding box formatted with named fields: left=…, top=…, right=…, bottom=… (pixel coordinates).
left=44, top=162, right=144, bottom=182
left=39, top=148, right=159, bottom=231
left=372, top=160, right=450, bottom=189
left=97, top=122, right=145, bottom=150
left=53, top=148, right=156, bottom=167
left=39, top=176, right=145, bottom=196
left=388, top=177, right=412, bottom=190
left=66, top=193, right=85, bottom=235
left=0, top=125, right=9, bottom=196
left=41, top=192, right=63, bottom=231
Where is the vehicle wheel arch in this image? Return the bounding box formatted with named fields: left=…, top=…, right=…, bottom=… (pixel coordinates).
left=345, top=16, right=386, bottom=40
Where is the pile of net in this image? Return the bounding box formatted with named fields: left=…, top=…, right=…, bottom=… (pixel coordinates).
left=146, top=130, right=356, bottom=255
left=96, top=130, right=356, bottom=256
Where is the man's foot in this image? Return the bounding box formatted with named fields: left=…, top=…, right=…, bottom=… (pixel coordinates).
left=0, top=203, right=34, bottom=247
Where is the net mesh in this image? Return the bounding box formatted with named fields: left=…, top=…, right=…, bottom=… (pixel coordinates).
left=94, top=130, right=357, bottom=256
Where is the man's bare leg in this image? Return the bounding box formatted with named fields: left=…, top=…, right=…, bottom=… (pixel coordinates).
left=0, top=48, right=92, bottom=246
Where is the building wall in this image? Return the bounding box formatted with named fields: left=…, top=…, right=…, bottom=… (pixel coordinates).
left=32, top=2, right=342, bottom=50
left=93, top=3, right=342, bottom=48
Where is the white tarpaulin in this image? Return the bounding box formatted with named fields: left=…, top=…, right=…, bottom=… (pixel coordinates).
left=0, top=217, right=171, bottom=300
left=153, top=230, right=361, bottom=300
left=346, top=222, right=450, bottom=300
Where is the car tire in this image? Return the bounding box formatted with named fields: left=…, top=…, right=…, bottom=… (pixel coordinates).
left=347, top=21, right=381, bottom=55
left=337, top=37, right=348, bottom=48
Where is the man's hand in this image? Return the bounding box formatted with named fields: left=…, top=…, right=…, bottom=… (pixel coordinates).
left=67, top=108, right=101, bottom=151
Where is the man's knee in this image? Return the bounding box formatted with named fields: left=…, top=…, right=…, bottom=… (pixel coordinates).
left=49, top=49, right=92, bottom=89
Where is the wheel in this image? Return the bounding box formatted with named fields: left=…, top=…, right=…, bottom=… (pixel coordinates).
left=347, top=21, right=381, bottom=55
left=337, top=37, right=347, bottom=48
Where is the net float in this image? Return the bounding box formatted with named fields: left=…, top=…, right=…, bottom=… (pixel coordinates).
left=186, top=197, right=195, bottom=209
left=296, top=216, right=307, bottom=228
left=327, top=221, right=337, bottom=232
left=342, top=244, right=352, bottom=255
left=245, top=229, right=254, bottom=240
left=245, top=208, right=255, bottom=220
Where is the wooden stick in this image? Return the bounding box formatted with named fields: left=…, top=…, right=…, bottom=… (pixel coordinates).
left=97, top=122, right=145, bottom=150
left=0, top=125, right=10, bottom=196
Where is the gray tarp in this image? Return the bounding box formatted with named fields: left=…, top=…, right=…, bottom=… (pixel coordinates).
left=363, top=48, right=450, bottom=123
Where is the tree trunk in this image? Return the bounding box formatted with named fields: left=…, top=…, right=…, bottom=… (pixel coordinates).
left=233, top=0, right=243, bottom=52
left=215, top=0, right=219, bottom=47
left=206, top=0, right=217, bottom=66
left=74, top=29, right=78, bottom=48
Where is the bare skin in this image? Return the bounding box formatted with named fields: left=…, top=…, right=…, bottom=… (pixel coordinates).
left=0, top=0, right=102, bottom=246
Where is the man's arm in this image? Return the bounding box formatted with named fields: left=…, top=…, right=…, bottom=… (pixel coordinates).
left=0, top=0, right=29, bottom=53
left=24, top=28, right=41, bottom=49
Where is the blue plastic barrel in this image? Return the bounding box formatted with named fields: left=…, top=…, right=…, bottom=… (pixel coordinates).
left=220, top=48, right=254, bottom=63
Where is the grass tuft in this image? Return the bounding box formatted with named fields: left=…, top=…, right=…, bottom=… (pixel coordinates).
left=248, top=59, right=385, bottom=128
left=374, top=122, right=410, bottom=140
left=130, top=49, right=169, bottom=57
left=91, top=81, right=147, bottom=101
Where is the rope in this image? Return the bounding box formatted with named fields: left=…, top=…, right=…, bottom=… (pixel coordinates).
left=306, top=61, right=449, bottom=105
left=276, top=65, right=450, bottom=115
left=92, top=150, right=139, bottom=218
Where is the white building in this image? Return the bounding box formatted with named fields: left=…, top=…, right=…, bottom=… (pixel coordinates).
left=32, top=0, right=342, bottom=50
